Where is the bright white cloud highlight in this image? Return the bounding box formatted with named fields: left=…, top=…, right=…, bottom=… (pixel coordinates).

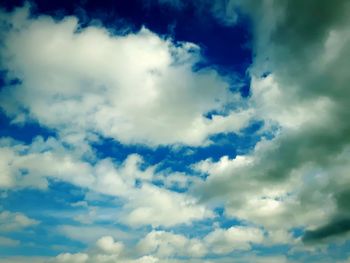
left=0, top=6, right=250, bottom=147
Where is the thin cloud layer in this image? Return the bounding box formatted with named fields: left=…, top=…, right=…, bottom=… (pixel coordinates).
left=0, top=210, right=39, bottom=232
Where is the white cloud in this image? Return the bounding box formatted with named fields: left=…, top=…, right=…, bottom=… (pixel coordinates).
left=0, top=210, right=39, bottom=232
left=0, top=255, right=297, bottom=263
left=137, top=230, right=206, bottom=258
left=0, top=136, right=95, bottom=190
left=0, top=5, right=250, bottom=147
left=193, top=148, right=339, bottom=232
left=1, top=0, right=350, bottom=259
left=204, top=226, right=264, bottom=254
left=47, top=226, right=278, bottom=262
left=0, top=136, right=212, bottom=227
left=49, top=226, right=266, bottom=262
left=122, top=184, right=213, bottom=227
left=56, top=225, right=131, bottom=244
left=95, top=236, right=124, bottom=255
left=136, top=226, right=266, bottom=258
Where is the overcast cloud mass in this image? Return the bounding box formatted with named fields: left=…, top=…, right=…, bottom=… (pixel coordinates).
left=0, top=0, right=350, bottom=262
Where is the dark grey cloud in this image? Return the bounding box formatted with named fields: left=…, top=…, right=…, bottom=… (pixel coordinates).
left=190, top=0, right=350, bottom=244
left=303, top=217, right=350, bottom=243
left=247, top=2, right=350, bottom=238
left=304, top=190, right=350, bottom=242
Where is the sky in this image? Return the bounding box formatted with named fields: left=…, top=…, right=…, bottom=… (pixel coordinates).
left=0, top=0, right=350, bottom=262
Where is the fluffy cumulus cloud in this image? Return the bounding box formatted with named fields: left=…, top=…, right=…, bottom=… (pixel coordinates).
left=204, top=226, right=264, bottom=254
left=48, top=226, right=268, bottom=262
left=1, top=0, right=350, bottom=262
left=0, top=5, right=250, bottom=147
left=37, top=225, right=298, bottom=262
left=95, top=236, right=124, bottom=255
left=137, top=230, right=207, bottom=258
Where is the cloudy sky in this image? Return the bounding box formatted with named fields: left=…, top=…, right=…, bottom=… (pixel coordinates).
left=0, top=0, right=350, bottom=262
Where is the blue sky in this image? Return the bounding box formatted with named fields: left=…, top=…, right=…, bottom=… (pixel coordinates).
left=1, top=1, right=350, bottom=262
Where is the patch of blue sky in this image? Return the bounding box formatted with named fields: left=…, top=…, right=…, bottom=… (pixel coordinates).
left=0, top=211, right=85, bottom=257
left=2, top=181, right=85, bottom=216
left=0, top=73, right=57, bottom=143
left=214, top=208, right=245, bottom=229
left=0, top=181, right=133, bottom=256
left=93, top=120, right=265, bottom=176
left=149, top=179, right=188, bottom=194
left=156, top=217, right=218, bottom=239
left=0, top=112, right=56, bottom=145
left=326, top=241, right=350, bottom=261
left=203, top=99, right=249, bottom=120
left=0, top=70, right=23, bottom=89
left=151, top=208, right=246, bottom=241
left=252, top=243, right=291, bottom=257
left=291, top=227, right=305, bottom=238
left=1, top=181, right=129, bottom=229
left=1, top=226, right=85, bottom=257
